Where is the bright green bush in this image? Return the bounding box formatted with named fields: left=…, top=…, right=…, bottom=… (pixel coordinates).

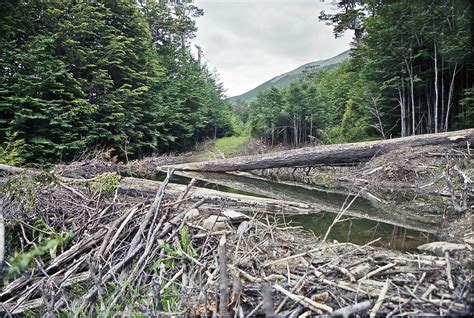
left=0, top=132, right=26, bottom=166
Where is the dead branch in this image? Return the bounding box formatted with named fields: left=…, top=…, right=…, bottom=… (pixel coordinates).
left=218, top=235, right=229, bottom=317
left=0, top=198, right=4, bottom=275
left=443, top=165, right=472, bottom=213
left=332, top=300, right=374, bottom=317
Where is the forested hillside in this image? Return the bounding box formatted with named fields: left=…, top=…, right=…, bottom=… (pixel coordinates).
left=227, top=50, right=350, bottom=104
left=244, top=0, right=473, bottom=146
left=0, top=0, right=233, bottom=163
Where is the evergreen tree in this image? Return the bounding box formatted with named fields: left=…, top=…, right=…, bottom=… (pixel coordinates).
left=0, top=0, right=233, bottom=162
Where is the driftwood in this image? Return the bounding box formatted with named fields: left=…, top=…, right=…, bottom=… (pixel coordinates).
left=218, top=235, right=229, bottom=317
left=168, top=129, right=474, bottom=172
left=332, top=299, right=374, bottom=317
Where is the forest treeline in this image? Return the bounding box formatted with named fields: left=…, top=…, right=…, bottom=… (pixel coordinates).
left=0, top=0, right=234, bottom=163
left=240, top=0, right=473, bottom=145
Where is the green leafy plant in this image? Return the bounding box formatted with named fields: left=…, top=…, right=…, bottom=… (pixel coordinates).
left=150, top=226, right=197, bottom=270
left=91, top=172, right=121, bottom=198
left=4, top=228, right=73, bottom=283
left=179, top=226, right=197, bottom=258
left=0, top=132, right=26, bottom=166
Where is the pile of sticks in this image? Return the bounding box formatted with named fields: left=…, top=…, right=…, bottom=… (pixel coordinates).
left=0, top=168, right=470, bottom=316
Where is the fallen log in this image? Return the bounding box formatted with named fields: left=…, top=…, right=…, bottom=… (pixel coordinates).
left=168, top=129, right=474, bottom=172
left=119, top=177, right=319, bottom=215
left=119, top=177, right=438, bottom=233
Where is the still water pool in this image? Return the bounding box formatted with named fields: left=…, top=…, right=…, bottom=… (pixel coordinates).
left=283, top=213, right=433, bottom=251
left=154, top=171, right=436, bottom=251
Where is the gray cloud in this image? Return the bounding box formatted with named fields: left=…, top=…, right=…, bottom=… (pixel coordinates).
left=192, top=0, right=351, bottom=97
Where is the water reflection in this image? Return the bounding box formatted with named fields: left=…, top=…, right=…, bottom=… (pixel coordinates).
left=283, top=213, right=433, bottom=251
left=154, top=172, right=267, bottom=198
left=154, top=170, right=437, bottom=251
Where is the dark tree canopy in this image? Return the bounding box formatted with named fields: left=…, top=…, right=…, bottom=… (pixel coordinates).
left=0, top=0, right=233, bottom=162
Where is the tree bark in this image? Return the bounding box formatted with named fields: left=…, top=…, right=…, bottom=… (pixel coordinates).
left=445, top=63, right=458, bottom=132
left=426, top=88, right=432, bottom=133
left=405, top=56, right=416, bottom=135
left=434, top=43, right=439, bottom=133
left=0, top=199, right=4, bottom=275
left=398, top=80, right=407, bottom=137
left=441, top=57, right=445, bottom=132
left=169, top=129, right=474, bottom=172
left=368, top=94, right=386, bottom=139
left=293, top=114, right=298, bottom=146
left=271, top=122, right=275, bottom=146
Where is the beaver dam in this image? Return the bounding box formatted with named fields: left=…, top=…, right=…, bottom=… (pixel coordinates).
left=0, top=129, right=472, bottom=316
left=152, top=171, right=435, bottom=251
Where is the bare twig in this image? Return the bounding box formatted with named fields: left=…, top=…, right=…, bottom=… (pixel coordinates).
left=443, top=165, right=472, bottom=213
left=128, top=168, right=174, bottom=255
left=0, top=198, right=5, bottom=275
left=360, top=263, right=396, bottom=281
left=445, top=252, right=454, bottom=290
left=332, top=300, right=374, bottom=317
left=273, top=283, right=333, bottom=314
left=262, top=283, right=275, bottom=316
left=369, top=279, right=390, bottom=317
left=218, top=235, right=229, bottom=317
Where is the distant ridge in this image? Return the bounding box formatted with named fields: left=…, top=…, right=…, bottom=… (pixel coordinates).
left=228, top=50, right=351, bottom=104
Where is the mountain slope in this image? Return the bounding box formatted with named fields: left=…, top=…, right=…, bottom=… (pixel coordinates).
left=228, top=50, right=351, bottom=104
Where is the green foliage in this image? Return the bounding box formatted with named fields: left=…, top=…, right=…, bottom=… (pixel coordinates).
left=455, top=88, right=474, bottom=129
left=319, top=0, right=365, bottom=43
left=4, top=223, right=73, bottom=284
left=247, top=61, right=372, bottom=145
left=67, top=282, right=89, bottom=298
left=145, top=226, right=197, bottom=311
left=151, top=226, right=197, bottom=270
left=0, top=0, right=232, bottom=163
left=246, top=0, right=472, bottom=145
left=179, top=226, right=197, bottom=258
left=357, top=0, right=472, bottom=134
left=161, top=284, right=179, bottom=312
left=339, top=99, right=369, bottom=141
left=0, top=132, right=26, bottom=166
left=211, top=135, right=251, bottom=158
left=91, top=172, right=121, bottom=198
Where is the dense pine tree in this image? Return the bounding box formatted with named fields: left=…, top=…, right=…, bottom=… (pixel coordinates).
left=0, top=0, right=232, bottom=162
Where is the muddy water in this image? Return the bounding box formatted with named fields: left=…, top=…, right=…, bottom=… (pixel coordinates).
left=154, top=171, right=437, bottom=251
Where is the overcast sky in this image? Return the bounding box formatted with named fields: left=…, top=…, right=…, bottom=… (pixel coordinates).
left=192, top=0, right=352, bottom=97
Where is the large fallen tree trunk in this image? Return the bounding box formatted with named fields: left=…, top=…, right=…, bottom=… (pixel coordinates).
left=119, top=177, right=438, bottom=232
left=169, top=129, right=474, bottom=172
left=119, top=177, right=320, bottom=215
